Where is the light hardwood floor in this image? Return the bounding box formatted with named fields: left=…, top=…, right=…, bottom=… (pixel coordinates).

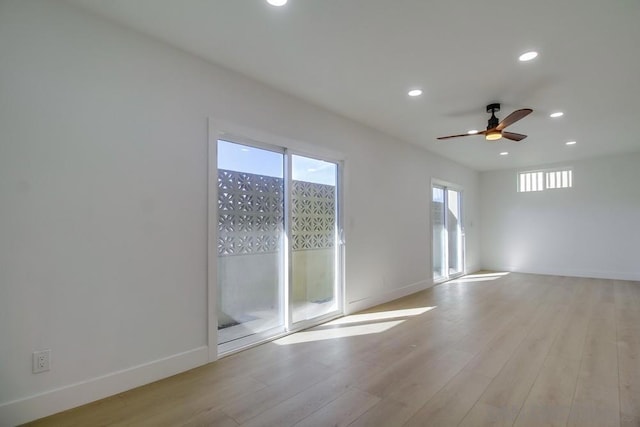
left=27, top=273, right=640, bottom=426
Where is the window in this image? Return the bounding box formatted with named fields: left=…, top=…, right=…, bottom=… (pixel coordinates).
left=518, top=171, right=544, bottom=192
left=546, top=169, right=572, bottom=189
left=518, top=168, right=572, bottom=192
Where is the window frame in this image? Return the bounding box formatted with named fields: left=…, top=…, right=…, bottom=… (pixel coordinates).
left=517, top=167, right=573, bottom=193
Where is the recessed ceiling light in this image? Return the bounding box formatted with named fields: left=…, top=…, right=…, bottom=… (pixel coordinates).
left=500, top=152, right=509, bottom=156
left=519, top=51, right=538, bottom=62
left=267, top=0, right=287, bottom=6
left=467, top=129, right=479, bottom=135
left=566, top=141, right=577, bottom=145
left=550, top=112, right=564, bottom=118
left=408, top=89, right=422, bottom=97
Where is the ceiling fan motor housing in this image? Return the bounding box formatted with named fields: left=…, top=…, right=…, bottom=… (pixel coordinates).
left=486, top=103, right=501, bottom=130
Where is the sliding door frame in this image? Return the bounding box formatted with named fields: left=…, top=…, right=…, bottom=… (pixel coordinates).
left=431, top=179, right=466, bottom=285
left=208, top=119, right=345, bottom=361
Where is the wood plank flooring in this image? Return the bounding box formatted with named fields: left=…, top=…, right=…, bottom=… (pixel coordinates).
left=27, top=273, right=640, bottom=427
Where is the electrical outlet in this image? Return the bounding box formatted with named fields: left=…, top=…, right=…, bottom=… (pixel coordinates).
left=32, top=349, right=51, bottom=374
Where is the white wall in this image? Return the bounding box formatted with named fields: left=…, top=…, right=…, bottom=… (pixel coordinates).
left=0, top=1, right=479, bottom=423
left=480, top=152, right=640, bottom=280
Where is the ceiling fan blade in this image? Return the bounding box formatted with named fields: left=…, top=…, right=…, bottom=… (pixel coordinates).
left=436, top=133, right=478, bottom=140
left=496, top=108, right=533, bottom=130
left=502, top=131, right=527, bottom=141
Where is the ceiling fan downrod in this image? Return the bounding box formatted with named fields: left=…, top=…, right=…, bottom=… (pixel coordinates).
left=486, top=103, right=500, bottom=130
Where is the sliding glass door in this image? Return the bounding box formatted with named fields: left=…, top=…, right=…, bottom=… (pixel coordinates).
left=432, top=186, right=447, bottom=281
left=446, top=188, right=463, bottom=277
left=216, top=139, right=342, bottom=353
left=432, top=183, right=464, bottom=282
left=216, top=140, right=286, bottom=349
left=290, top=155, right=339, bottom=325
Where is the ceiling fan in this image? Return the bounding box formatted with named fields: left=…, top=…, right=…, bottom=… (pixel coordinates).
left=437, top=103, right=533, bottom=142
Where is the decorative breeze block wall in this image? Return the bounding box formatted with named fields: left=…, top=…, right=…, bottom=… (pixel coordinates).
left=217, top=169, right=335, bottom=256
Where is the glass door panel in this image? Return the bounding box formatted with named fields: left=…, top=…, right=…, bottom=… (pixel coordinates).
left=432, top=183, right=464, bottom=282
left=290, top=155, right=339, bottom=324
left=432, top=186, right=446, bottom=281
left=217, top=140, right=285, bottom=348
left=447, top=189, right=463, bottom=276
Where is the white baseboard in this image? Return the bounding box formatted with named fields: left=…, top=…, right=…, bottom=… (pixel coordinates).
left=346, top=279, right=433, bottom=314
left=0, top=346, right=209, bottom=426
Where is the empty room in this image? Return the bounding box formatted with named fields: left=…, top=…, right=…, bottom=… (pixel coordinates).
left=1, top=0, right=639, bottom=426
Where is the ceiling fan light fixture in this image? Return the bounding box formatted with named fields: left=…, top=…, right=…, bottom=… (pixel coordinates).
left=485, top=131, right=502, bottom=141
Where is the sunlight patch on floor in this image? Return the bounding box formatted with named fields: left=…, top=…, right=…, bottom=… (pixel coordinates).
left=274, top=306, right=437, bottom=345
left=275, top=320, right=404, bottom=345
left=326, top=306, right=437, bottom=326
left=464, top=272, right=510, bottom=278
left=448, top=272, right=510, bottom=283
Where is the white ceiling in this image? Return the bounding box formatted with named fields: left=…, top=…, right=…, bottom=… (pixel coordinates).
left=68, top=0, right=640, bottom=171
